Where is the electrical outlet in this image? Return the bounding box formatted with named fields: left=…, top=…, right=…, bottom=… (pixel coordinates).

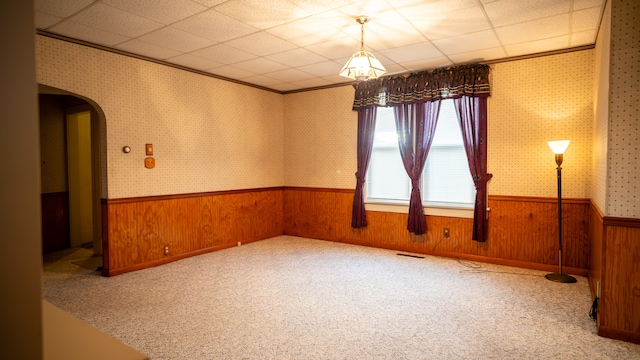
left=164, top=246, right=169, bottom=255
left=444, top=228, right=450, bottom=238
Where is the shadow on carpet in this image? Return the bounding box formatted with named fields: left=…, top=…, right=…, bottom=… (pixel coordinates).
left=71, top=256, right=103, bottom=272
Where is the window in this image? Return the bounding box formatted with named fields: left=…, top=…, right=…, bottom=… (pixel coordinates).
left=366, top=99, right=475, bottom=212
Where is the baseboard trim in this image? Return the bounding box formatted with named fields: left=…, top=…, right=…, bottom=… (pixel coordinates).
left=598, top=326, right=640, bottom=345
left=103, top=238, right=263, bottom=277
left=325, top=238, right=589, bottom=277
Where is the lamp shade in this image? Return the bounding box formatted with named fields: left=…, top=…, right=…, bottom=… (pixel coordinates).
left=547, top=140, right=570, bottom=154
left=339, top=50, right=386, bottom=81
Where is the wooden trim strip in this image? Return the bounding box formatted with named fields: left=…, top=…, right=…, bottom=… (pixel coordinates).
left=489, top=195, right=590, bottom=204
left=102, top=187, right=284, bottom=205
left=598, top=326, right=640, bottom=345
left=602, top=216, right=640, bottom=228
left=283, top=186, right=355, bottom=194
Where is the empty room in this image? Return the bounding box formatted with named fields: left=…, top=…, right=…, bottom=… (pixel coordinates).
left=2, top=0, right=639, bottom=359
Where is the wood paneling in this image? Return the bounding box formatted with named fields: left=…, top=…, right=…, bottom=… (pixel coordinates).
left=41, top=192, right=69, bottom=253
left=103, top=189, right=283, bottom=276
left=284, top=188, right=590, bottom=274
left=589, top=201, right=640, bottom=344
left=601, top=225, right=640, bottom=338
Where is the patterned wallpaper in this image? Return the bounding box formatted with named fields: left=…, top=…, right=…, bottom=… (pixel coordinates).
left=284, top=86, right=357, bottom=189
left=39, top=94, right=68, bottom=193
left=607, top=0, right=639, bottom=218
left=36, top=35, right=284, bottom=199
left=488, top=50, right=594, bottom=198
left=592, top=0, right=611, bottom=215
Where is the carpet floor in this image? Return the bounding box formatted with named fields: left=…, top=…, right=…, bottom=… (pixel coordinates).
left=43, top=236, right=640, bottom=359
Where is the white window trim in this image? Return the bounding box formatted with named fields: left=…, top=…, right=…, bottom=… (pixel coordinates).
left=365, top=199, right=475, bottom=218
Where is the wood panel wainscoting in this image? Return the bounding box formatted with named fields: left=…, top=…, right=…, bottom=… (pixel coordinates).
left=589, top=202, right=640, bottom=344
left=283, top=187, right=590, bottom=276
left=41, top=191, right=70, bottom=253
left=101, top=188, right=283, bottom=276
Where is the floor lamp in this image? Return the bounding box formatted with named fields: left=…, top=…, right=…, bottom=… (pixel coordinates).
left=545, top=140, right=577, bottom=283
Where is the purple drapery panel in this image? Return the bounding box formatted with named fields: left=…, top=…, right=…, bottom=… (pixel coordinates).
left=351, top=105, right=378, bottom=228
left=393, top=102, right=441, bottom=235
left=453, top=96, right=492, bottom=242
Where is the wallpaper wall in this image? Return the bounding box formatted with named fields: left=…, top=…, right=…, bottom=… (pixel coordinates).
left=488, top=50, right=594, bottom=198
left=284, top=86, right=357, bottom=189
left=36, top=35, right=285, bottom=199
left=607, top=0, right=639, bottom=218
left=592, top=0, right=611, bottom=215
left=39, top=94, right=67, bottom=194
left=284, top=50, right=595, bottom=199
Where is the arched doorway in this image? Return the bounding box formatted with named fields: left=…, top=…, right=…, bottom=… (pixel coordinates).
left=38, top=84, right=107, bottom=270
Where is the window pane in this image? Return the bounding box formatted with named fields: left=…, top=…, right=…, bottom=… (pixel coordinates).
left=423, top=100, right=475, bottom=205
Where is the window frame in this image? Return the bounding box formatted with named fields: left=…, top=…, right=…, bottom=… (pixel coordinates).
left=364, top=101, right=475, bottom=218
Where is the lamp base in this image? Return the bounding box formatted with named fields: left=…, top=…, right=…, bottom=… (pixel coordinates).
left=545, top=273, right=577, bottom=283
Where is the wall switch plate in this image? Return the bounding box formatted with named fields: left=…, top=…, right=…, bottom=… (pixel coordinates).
left=146, top=143, right=153, bottom=156
left=444, top=228, right=450, bottom=238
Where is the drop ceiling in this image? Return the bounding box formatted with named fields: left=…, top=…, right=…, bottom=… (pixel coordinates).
left=35, top=0, right=605, bottom=93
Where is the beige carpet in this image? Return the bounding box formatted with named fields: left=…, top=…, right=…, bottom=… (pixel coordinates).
left=43, top=236, right=640, bottom=359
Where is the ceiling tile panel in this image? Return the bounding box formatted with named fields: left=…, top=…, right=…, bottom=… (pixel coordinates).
left=231, top=58, right=289, bottom=73
left=572, top=6, right=602, bottom=32
left=495, top=14, right=570, bottom=45
left=379, top=42, right=442, bottom=64
left=571, top=30, right=597, bottom=46
left=116, top=39, right=182, bottom=59
left=172, top=9, right=258, bottom=42
left=407, top=6, right=492, bottom=41
left=166, top=54, right=224, bottom=71
left=215, top=0, right=310, bottom=30
left=191, top=0, right=228, bottom=6
left=48, top=20, right=130, bottom=46
left=573, top=0, right=604, bottom=11
left=225, top=32, right=298, bottom=57
left=305, top=37, right=361, bottom=60
left=241, top=74, right=283, bottom=87
left=35, top=11, right=63, bottom=29
left=297, top=60, right=344, bottom=77
left=139, top=27, right=215, bottom=53
left=100, top=0, right=207, bottom=25
left=484, top=0, right=571, bottom=27
left=35, top=0, right=95, bottom=18
left=191, top=44, right=257, bottom=64
left=432, top=30, right=501, bottom=55
left=348, top=10, right=427, bottom=51
left=447, top=47, right=507, bottom=63
left=264, top=68, right=315, bottom=82
left=290, top=77, right=333, bottom=88
left=266, top=11, right=352, bottom=47
left=266, top=48, right=329, bottom=67
left=504, top=35, right=570, bottom=57
left=207, top=65, right=257, bottom=79
left=70, top=3, right=164, bottom=37
left=401, top=57, right=453, bottom=71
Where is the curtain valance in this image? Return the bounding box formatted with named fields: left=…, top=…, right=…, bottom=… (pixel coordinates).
left=352, top=64, right=490, bottom=110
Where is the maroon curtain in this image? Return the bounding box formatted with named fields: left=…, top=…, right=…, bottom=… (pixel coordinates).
left=351, top=106, right=378, bottom=228
left=453, top=96, right=492, bottom=242
left=393, top=101, right=441, bottom=235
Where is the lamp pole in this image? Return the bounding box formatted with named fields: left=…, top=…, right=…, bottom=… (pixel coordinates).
left=545, top=141, right=577, bottom=283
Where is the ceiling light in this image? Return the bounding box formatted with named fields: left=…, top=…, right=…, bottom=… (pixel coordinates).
left=339, top=16, right=387, bottom=81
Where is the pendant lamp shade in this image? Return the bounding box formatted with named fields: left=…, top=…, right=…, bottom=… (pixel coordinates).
left=339, top=16, right=386, bottom=81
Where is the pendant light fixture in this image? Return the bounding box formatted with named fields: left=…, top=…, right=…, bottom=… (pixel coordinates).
left=339, top=16, right=387, bottom=81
